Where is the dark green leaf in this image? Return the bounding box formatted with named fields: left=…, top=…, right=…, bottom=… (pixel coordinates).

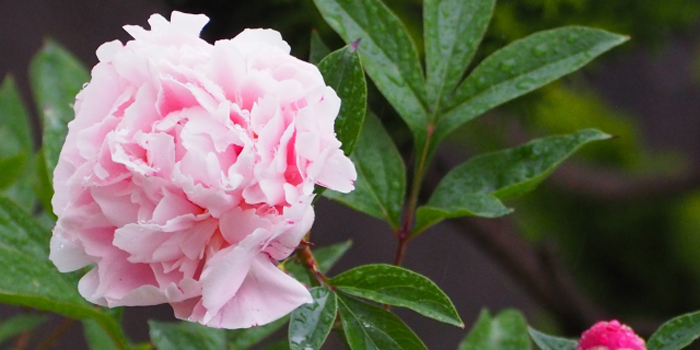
left=310, top=30, right=331, bottom=65
left=317, top=44, right=367, bottom=155
left=413, top=129, right=609, bottom=234
left=0, top=153, right=27, bottom=190
left=0, top=78, right=30, bottom=190
left=262, top=341, right=291, bottom=350
left=337, top=293, right=428, bottom=350
left=423, top=0, right=494, bottom=109
left=528, top=327, right=578, bottom=350
left=313, top=0, right=429, bottom=139
left=0, top=314, right=47, bottom=343
left=2, top=173, right=35, bottom=212
left=437, top=27, right=628, bottom=141
left=286, top=240, right=353, bottom=287
left=413, top=194, right=511, bottom=234
left=227, top=316, right=288, bottom=350
left=330, top=264, right=463, bottom=327
left=84, top=319, right=120, bottom=350
left=0, top=196, right=128, bottom=348
left=33, top=149, right=54, bottom=215
left=323, top=113, right=405, bottom=230
left=459, top=309, right=530, bottom=350
left=315, top=240, right=353, bottom=273
left=0, top=76, right=33, bottom=157
left=150, top=321, right=225, bottom=350
left=647, top=310, right=700, bottom=350
left=0, top=76, right=35, bottom=208
left=289, top=286, right=337, bottom=350
left=29, top=39, right=89, bottom=180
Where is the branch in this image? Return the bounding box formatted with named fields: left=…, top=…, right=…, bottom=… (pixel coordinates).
left=453, top=216, right=607, bottom=334
left=550, top=163, right=700, bottom=201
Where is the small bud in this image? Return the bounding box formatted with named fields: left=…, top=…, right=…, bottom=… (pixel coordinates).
left=576, top=320, right=646, bottom=350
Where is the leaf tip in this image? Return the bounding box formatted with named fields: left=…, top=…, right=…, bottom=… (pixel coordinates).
left=351, top=39, right=362, bottom=51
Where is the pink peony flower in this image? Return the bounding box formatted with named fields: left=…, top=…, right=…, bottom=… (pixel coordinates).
left=577, top=320, right=647, bottom=350
left=49, top=11, right=356, bottom=329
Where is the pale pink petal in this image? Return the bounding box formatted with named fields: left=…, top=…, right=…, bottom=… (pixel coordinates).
left=219, top=207, right=274, bottom=245
left=198, top=229, right=268, bottom=320
left=96, top=40, right=123, bottom=63
left=231, top=29, right=291, bottom=56
left=313, top=147, right=357, bottom=193
left=195, top=254, right=312, bottom=329
left=49, top=233, right=92, bottom=272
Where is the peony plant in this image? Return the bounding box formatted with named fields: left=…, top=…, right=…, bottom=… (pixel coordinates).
left=1, top=0, right=700, bottom=349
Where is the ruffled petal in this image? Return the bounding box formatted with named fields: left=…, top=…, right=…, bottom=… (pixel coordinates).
left=188, top=254, right=312, bottom=329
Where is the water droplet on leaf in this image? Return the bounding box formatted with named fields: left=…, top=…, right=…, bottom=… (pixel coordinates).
left=499, top=59, right=516, bottom=72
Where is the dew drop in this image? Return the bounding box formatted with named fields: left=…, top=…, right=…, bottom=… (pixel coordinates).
left=499, top=59, right=516, bottom=72
left=516, top=77, right=536, bottom=90
left=532, top=43, right=547, bottom=57
left=567, top=32, right=580, bottom=43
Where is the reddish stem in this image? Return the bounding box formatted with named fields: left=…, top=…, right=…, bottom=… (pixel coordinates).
left=34, top=317, right=76, bottom=350
left=393, top=125, right=435, bottom=266
left=296, top=243, right=330, bottom=287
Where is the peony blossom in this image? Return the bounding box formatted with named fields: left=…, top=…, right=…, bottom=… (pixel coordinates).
left=577, top=320, right=646, bottom=350
left=49, top=11, right=356, bottom=329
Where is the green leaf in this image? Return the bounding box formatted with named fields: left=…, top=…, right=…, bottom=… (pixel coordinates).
left=414, top=194, right=511, bottom=234
left=289, top=286, right=337, bottom=350
left=309, top=30, right=331, bottom=65
left=323, top=113, right=406, bottom=230
left=528, top=327, right=578, bottom=350
left=414, top=129, right=609, bottom=234
left=0, top=76, right=35, bottom=208
left=423, top=0, right=495, bottom=109
left=0, top=196, right=128, bottom=348
left=459, top=309, right=530, bottom=350
left=84, top=319, right=119, bottom=350
left=227, top=316, right=288, bottom=350
left=437, top=27, right=628, bottom=141
left=0, top=153, right=27, bottom=190
left=149, top=321, right=225, bottom=350
left=0, top=314, right=47, bottom=344
left=2, top=173, right=35, bottom=212
left=262, top=341, right=291, bottom=350
left=647, top=310, right=700, bottom=350
left=313, top=0, right=429, bottom=140
left=317, top=44, right=367, bottom=156
left=33, top=149, right=54, bottom=215
left=29, top=39, right=89, bottom=180
left=330, top=264, right=463, bottom=327
left=0, top=77, right=33, bottom=158
left=315, top=240, right=353, bottom=273
left=286, top=240, right=353, bottom=287
left=337, top=293, right=428, bottom=350
left=0, top=79, right=30, bottom=191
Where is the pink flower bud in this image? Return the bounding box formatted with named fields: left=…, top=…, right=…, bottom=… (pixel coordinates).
left=577, top=320, right=646, bottom=350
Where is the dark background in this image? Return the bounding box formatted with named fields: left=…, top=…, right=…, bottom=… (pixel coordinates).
left=1, top=0, right=700, bottom=349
